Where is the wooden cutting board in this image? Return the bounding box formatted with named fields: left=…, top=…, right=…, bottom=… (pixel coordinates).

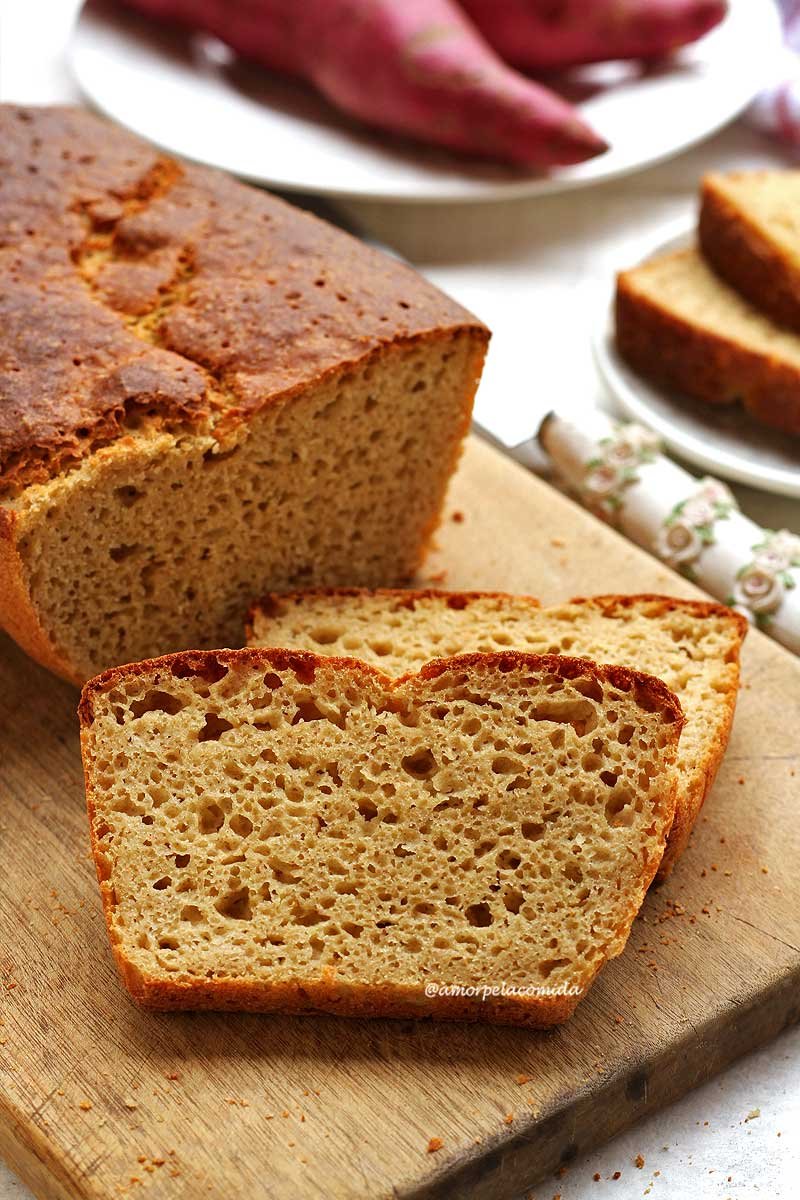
left=2, top=436, right=799, bottom=1200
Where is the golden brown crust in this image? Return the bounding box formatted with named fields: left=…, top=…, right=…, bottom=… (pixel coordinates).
left=0, top=104, right=487, bottom=498
left=80, top=646, right=681, bottom=1022
left=615, top=269, right=800, bottom=436
left=699, top=174, right=800, bottom=333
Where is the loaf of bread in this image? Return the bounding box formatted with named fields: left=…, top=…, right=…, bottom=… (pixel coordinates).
left=79, top=647, right=681, bottom=1025
left=247, top=590, right=746, bottom=879
left=615, top=247, right=800, bottom=435
left=0, top=106, right=488, bottom=685
left=700, top=171, right=800, bottom=332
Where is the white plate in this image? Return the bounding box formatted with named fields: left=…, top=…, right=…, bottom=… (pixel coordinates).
left=69, top=0, right=780, bottom=204
left=592, top=226, right=800, bottom=499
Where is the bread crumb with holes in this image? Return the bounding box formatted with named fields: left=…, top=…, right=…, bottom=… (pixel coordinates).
left=79, top=646, right=683, bottom=1025
left=247, top=589, right=744, bottom=880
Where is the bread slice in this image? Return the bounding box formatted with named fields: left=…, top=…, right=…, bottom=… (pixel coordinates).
left=615, top=247, right=800, bottom=435
left=79, top=647, right=682, bottom=1026
left=246, top=590, right=746, bottom=879
left=700, top=171, right=800, bottom=332
left=0, top=106, right=487, bottom=685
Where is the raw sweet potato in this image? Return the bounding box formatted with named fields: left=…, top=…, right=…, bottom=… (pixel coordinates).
left=459, top=0, right=728, bottom=72
left=120, top=0, right=607, bottom=167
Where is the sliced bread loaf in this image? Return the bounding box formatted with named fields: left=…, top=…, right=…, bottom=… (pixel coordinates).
left=615, top=247, right=800, bottom=435
left=79, top=647, right=682, bottom=1026
left=0, top=106, right=487, bottom=685
left=700, top=171, right=800, bottom=332
left=247, top=590, right=746, bottom=879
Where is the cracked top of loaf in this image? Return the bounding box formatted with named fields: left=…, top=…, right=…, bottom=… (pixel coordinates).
left=0, top=105, right=486, bottom=498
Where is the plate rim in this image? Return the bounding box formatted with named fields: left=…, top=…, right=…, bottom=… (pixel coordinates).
left=592, top=223, right=800, bottom=500
left=68, top=0, right=781, bottom=205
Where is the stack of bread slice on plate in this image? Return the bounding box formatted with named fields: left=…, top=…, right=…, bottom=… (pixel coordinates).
left=79, top=588, right=746, bottom=1027
left=615, top=169, right=800, bottom=436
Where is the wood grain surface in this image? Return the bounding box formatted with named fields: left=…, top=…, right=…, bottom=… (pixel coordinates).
left=1, top=436, right=799, bottom=1200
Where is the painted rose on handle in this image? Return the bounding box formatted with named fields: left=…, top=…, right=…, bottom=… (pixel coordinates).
left=729, top=529, right=800, bottom=629
left=581, top=423, right=660, bottom=519
left=656, top=478, right=736, bottom=579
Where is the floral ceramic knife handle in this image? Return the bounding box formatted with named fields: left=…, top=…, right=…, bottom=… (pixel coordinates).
left=539, top=409, right=800, bottom=654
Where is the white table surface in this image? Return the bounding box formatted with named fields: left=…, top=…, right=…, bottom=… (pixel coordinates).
left=1, top=2, right=798, bottom=1198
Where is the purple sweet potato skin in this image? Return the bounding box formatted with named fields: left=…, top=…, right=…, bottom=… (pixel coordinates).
left=460, top=0, right=728, bottom=71
left=120, top=0, right=607, bottom=167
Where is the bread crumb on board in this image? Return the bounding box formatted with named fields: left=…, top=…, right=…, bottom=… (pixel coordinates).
left=634, top=1153, right=645, bottom=1168
left=426, top=1137, right=444, bottom=1154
